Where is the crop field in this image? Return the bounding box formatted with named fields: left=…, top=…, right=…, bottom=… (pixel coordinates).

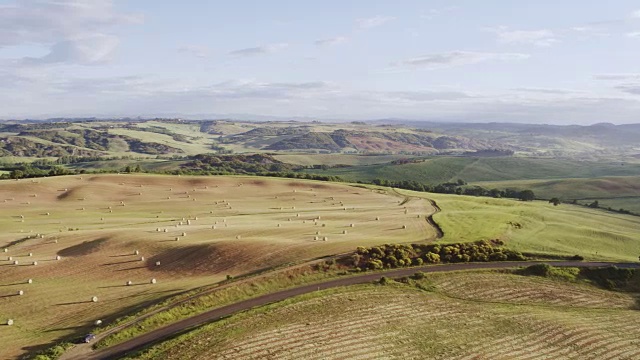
left=472, top=176, right=640, bottom=213
left=127, top=272, right=640, bottom=360
left=396, top=189, right=640, bottom=261
left=0, top=174, right=436, bottom=359
left=307, top=157, right=640, bottom=184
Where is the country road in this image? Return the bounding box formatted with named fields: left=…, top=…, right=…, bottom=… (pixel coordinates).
left=80, top=261, right=640, bottom=360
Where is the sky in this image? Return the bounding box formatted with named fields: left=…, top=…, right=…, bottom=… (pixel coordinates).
left=1, top=0, right=640, bottom=124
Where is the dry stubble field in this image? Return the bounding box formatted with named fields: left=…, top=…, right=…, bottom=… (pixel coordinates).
left=0, top=174, right=436, bottom=359
left=129, top=271, right=640, bottom=360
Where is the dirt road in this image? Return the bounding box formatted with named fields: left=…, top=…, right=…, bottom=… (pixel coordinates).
left=82, top=261, right=639, bottom=359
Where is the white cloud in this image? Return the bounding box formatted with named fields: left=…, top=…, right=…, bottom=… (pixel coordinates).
left=0, top=0, right=141, bottom=64
left=356, top=15, right=396, bottom=29
left=594, top=73, right=640, bottom=80
left=489, top=27, right=559, bottom=47
left=615, top=84, right=640, bottom=95
left=631, top=10, right=640, bottom=18
left=228, top=43, right=288, bottom=57
left=511, top=87, right=583, bottom=95
left=420, top=6, right=459, bottom=20
left=626, top=32, right=640, bottom=38
left=178, top=45, right=209, bottom=58
left=23, top=34, right=119, bottom=65
left=395, top=51, right=529, bottom=70
left=314, top=36, right=348, bottom=46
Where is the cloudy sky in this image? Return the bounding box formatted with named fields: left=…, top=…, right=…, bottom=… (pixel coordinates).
left=1, top=0, right=640, bottom=124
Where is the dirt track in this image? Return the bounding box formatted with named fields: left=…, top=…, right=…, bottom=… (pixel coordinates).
left=81, top=261, right=640, bottom=360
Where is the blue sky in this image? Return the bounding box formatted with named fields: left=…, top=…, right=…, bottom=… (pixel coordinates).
left=1, top=0, right=640, bottom=124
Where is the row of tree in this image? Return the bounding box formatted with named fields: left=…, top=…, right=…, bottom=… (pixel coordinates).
left=348, top=240, right=526, bottom=271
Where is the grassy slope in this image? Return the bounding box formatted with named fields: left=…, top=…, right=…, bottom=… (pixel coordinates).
left=307, top=157, right=640, bottom=184
left=472, top=176, right=640, bottom=213
left=398, top=189, right=640, bottom=261
left=274, top=154, right=414, bottom=166
left=126, top=272, right=640, bottom=360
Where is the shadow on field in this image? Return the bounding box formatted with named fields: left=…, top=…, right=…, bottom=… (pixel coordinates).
left=0, top=282, right=26, bottom=287
left=55, top=301, right=92, bottom=306
left=115, top=266, right=146, bottom=271
left=20, top=290, right=185, bottom=359
left=101, top=260, right=140, bottom=266
left=0, top=294, right=19, bottom=298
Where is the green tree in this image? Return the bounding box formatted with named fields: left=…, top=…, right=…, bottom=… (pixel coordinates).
left=518, top=190, right=535, bottom=201
left=549, top=197, right=561, bottom=206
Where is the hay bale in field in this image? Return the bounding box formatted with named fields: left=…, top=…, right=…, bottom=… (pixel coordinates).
left=7, top=319, right=14, bottom=326
left=314, top=236, right=319, bottom=241
left=236, top=235, right=241, bottom=240
left=56, top=255, right=61, bottom=260
left=155, top=261, right=161, bottom=266
left=277, top=224, right=281, bottom=227
left=343, top=230, right=348, bottom=234
left=316, top=231, right=320, bottom=235
left=54, top=240, right=58, bottom=244
left=27, top=279, right=32, bottom=284
left=91, top=296, right=98, bottom=302
left=323, top=237, right=328, bottom=241
left=140, top=256, right=145, bottom=261
left=150, top=278, right=157, bottom=284
left=212, top=225, right=216, bottom=229
left=156, top=228, right=161, bottom=232
left=376, top=216, right=380, bottom=221
left=404, top=209, right=408, bottom=214
left=402, top=225, right=407, bottom=229
left=28, top=253, right=32, bottom=257
left=134, top=250, right=139, bottom=255
left=175, top=237, right=180, bottom=241
left=181, top=232, right=186, bottom=237
left=3, top=248, right=7, bottom=253
left=126, top=280, right=133, bottom=286
left=32, top=261, right=37, bottom=266
left=350, top=224, right=355, bottom=228
left=194, top=216, right=198, bottom=220
left=20, top=215, right=24, bottom=219
left=17, top=290, right=24, bottom=296
left=46, top=212, right=50, bottom=216
left=223, top=219, right=226, bottom=223
left=296, top=213, right=300, bottom=217
left=8, top=256, right=12, bottom=261
left=288, top=218, right=292, bottom=222
left=417, top=215, right=421, bottom=218
left=186, top=220, right=191, bottom=225
left=95, top=320, right=102, bottom=326
left=163, top=229, right=168, bottom=233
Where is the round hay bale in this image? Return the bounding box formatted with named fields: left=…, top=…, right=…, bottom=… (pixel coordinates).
left=288, top=218, right=291, bottom=222
left=7, top=319, right=14, bottom=326
left=323, top=237, right=328, bottom=241
left=46, top=212, right=50, bottom=216
left=91, top=296, right=98, bottom=302
left=56, top=255, right=61, bottom=261
left=150, top=278, right=157, bottom=284
left=8, top=256, right=12, bottom=261
left=404, top=209, right=408, bottom=214
left=343, top=230, right=347, bottom=234
left=17, top=290, right=24, bottom=296
left=417, top=215, right=421, bottom=218
left=134, top=250, right=139, bottom=255
left=186, top=220, right=191, bottom=225
left=27, top=279, right=33, bottom=284
left=163, top=229, right=168, bottom=233
left=140, top=256, right=145, bottom=261
left=402, top=225, right=407, bottom=229
left=296, top=213, right=300, bottom=217
left=277, top=224, right=281, bottom=227
left=314, top=236, right=319, bottom=241
left=95, top=320, right=103, bottom=326
left=212, top=225, right=216, bottom=229
left=155, top=261, right=161, bottom=266
left=54, top=240, right=58, bottom=244
left=13, top=260, right=18, bottom=265
left=175, top=237, right=180, bottom=241
left=3, top=248, right=7, bottom=253
left=350, top=224, right=355, bottom=228
left=126, top=281, right=133, bottom=286
left=182, top=232, right=186, bottom=237
left=32, top=261, right=37, bottom=266
left=194, top=217, right=198, bottom=220
left=28, top=252, right=32, bottom=257
left=236, top=235, right=241, bottom=240
left=156, top=228, right=161, bottom=232
left=376, top=217, right=380, bottom=221
left=315, top=231, right=320, bottom=235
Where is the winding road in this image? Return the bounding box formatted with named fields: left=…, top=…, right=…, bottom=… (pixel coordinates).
left=78, top=260, right=640, bottom=360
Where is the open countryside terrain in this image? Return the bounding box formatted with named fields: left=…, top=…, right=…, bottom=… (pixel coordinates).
left=0, top=174, right=436, bottom=359
left=472, top=176, right=640, bottom=214
left=124, top=270, right=640, bottom=360
left=399, top=189, right=640, bottom=261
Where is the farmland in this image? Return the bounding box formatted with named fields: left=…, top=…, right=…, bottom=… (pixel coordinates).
left=0, top=174, right=436, bottom=359
left=399, top=189, right=640, bottom=261
left=124, top=270, right=640, bottom=360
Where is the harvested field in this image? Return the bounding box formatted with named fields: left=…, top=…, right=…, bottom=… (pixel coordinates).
left=128, top=273, right=640, bottom=360
left=0, top=174, right=436, bottom=359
